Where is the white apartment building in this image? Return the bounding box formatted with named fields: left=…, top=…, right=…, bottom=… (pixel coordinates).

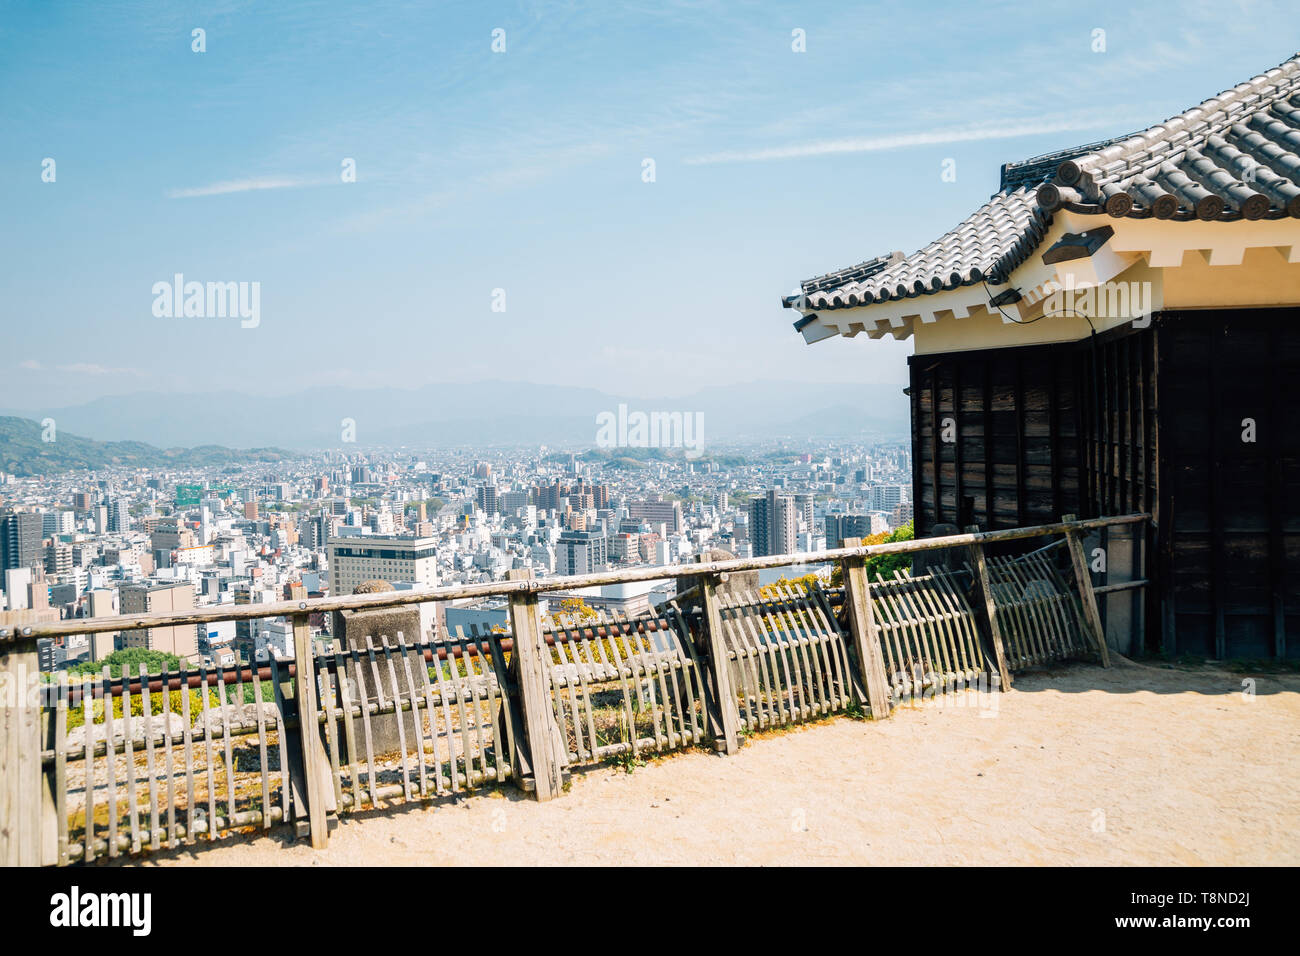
left=327, top=533, right=438, bottom=596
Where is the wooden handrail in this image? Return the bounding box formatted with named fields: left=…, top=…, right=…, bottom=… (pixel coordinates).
left=1, top=513, right=1149, bottom=643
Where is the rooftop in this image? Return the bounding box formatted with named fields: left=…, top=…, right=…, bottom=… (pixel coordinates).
left=785, top=51, right=1300, bottom=320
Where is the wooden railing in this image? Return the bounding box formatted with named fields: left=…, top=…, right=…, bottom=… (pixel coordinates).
left=0, top=513, right=1148, bottom=865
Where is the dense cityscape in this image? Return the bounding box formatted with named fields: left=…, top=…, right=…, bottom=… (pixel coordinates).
left=0, top=440, right=912, bottom=672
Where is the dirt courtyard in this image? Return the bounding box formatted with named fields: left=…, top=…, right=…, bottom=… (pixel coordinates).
left=134, top=659, right=1300, bottom=866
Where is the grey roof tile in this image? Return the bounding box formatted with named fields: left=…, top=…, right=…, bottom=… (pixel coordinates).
left=787, top=52, right=1300, bottom=313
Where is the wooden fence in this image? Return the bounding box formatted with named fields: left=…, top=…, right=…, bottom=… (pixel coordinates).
left=0, top=513, right=1147, bottom=865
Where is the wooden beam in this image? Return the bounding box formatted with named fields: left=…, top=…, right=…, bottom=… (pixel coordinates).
left=965, top=530, right=1012, bottom=690
left=292, top=613, right=331, bottom=848
left=0, top=636, right=42, bottom=866
left=840, top=540, right=893, bottom=718
left=698, top=570, right=742, bottom=753
left=1063, top=515, right=1112, bottom=667
left=505, top=570, right=567, bottom=799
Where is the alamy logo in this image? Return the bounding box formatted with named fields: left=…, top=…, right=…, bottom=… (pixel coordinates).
left=1042, top=275, right=1151, bottom=327
left=152, top=273, right=260, bottom=328
left=49, top=886, right=152, bottom=936
left=595, top=403, right=704, bottom=459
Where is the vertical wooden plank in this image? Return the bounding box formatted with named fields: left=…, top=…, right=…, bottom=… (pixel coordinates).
left=1049, top=351, right=1063, bottom=521
left=505, top=569, right=567, bottom=799
left=53, top=672, right=68, bottom=866
left=333, top=645, right=364, bottom=804
left=484, top=631, right=520, bottom=783
left=954, top=363, right=965, bottom=526
left=120, top=670, right=140, bottom=854
left=1, top=638, right=41, bottom=867
left=931, top=371, right=943, bottom=525
left=179, top=663, right=196, bottom=844
left=1266, top=321, right=1286, bottom=660
left=250, top=660, right=274, bottom=827
left=1014, top=356, right=1027, bottom=528
left=1063, top=515, right=1113, bottom=667
left=81, top=675, right=96, bottom=863
left=269, top=657, right=290, bottom=826
left=39, top=677, right=58, bottom=865
left=215, top=668, right=236, bottom=833
left=198, top=665, right=217, bottom=840
left=395, top=635, right=428, bottom=798
left=840, top=541, right=893, bottom=718
left=139, top=664, right=159, bottom=849
left=425, top=642, right=457, bottom=793
left=159, top=665, right=176, bottom=845
left=698, top=572, right=742, bottom=752
left=443, top=631, right=477, bottom=787
left=909, top=359, right=925, bottom=532
left=967, top=534, right=1012, bottom=690
left=983, top=361, right=995, bottom=529
left=377, top=637, right=412, bottom=799
left=292, top=612, right=330, bottom=847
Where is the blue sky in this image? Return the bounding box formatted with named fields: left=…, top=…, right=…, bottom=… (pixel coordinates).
left=1, top=0, right=1294, bottom=410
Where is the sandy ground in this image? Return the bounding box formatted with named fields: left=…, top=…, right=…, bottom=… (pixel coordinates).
left=131, top=659, right=1300, bottom=866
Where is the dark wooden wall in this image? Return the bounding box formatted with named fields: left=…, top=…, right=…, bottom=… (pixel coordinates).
left=910, top=342, right=1081, bottom=534
left=908, top=308, right=1299, bottom=660
left=1154, top=309, right=1299, bottom=661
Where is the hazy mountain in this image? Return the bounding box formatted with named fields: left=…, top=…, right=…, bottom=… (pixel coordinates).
left=0, top=416, right=294, bottom=477
left=1, top=380, right=909, bottom=450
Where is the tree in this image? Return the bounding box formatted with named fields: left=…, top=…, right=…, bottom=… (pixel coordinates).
left=830, top=521, right=914, bottom=586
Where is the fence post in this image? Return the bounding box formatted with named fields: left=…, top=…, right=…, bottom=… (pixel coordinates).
left=505, top=569, right=566, bottom=800
left=291, top=612, right=332, bottom=848
left=965, top=527, right=1013, bottom=691
left=0, top=631, right=42, bottom=865
left=1062, top=515, right=1112, bottom=667
left=839, top=539, right=892, bottom=719
left=698, top=569, right=741, bottom=754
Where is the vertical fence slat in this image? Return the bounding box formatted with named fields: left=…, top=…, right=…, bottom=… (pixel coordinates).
left=81, top=675, right=96, bottom=863
left=1063, top=516, right=1112, bottom=667
left=967, top=536, right=1013, bottom=690
left=54, top=671, right=68, bottom=865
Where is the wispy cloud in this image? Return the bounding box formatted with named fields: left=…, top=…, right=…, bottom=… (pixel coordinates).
left=684, top=113, right=1151, bottom=166
left=167, top=176, right=331, bottom=199
left=18, top=359, right=141, bottom=376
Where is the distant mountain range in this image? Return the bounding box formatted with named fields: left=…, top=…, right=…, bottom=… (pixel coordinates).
left=0, top=380, right=909, bottom=467
left=0, top=417, right=294, bottom=478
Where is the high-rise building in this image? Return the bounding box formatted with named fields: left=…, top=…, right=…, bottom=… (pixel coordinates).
left=628, top=497, right=682, bottom=534
left=107, top=499, right=130, bottom=533
left=748, top=491, right=798, bottom=557
left=42, top=510, right=74, bottom=537
left=556, top=529, right=608, bottom=576
left=1, top=511, right=43, bottom=574
left=825, top=514, right=876, bottom=549
left=476, top=484, right=499, bottom=515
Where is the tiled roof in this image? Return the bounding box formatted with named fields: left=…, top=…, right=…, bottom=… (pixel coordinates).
left=787, top=52, right=1300, bottom=313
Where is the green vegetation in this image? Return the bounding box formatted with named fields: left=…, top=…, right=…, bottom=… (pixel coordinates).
left=63, top=648, right=183, bottom=680
left=829, top=522, right=914, bottom=587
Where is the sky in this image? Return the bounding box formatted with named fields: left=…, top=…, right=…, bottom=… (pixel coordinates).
left=1, top=0, right=1295, bottom=410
